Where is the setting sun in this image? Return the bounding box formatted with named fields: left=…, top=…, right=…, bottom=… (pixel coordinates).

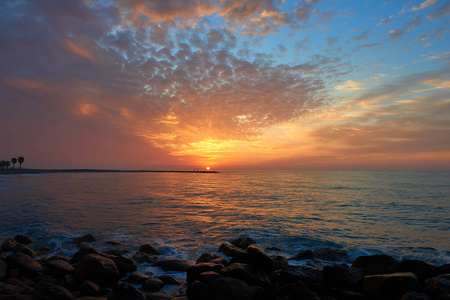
left=206, top=167, right=210, bottom=170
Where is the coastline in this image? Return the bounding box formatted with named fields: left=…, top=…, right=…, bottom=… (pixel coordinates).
left=0, top=168, right=219, bottom=175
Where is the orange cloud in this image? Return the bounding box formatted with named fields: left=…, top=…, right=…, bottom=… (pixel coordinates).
left=65, top=40, right=96, bottom=62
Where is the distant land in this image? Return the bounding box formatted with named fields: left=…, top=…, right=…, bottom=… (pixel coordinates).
left=0, top=169, right=219, bottom=174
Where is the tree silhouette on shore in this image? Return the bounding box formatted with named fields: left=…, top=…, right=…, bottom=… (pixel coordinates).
left=5, top=161, right=10, bottom=169
left=11, top=158, right=17, bottom=169
left=0, top=161, right=4, bottom=170
left=18, top=156, right=24, bottom=169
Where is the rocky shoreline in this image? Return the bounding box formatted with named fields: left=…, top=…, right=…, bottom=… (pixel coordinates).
left=0, top=234, right=449, bottom=300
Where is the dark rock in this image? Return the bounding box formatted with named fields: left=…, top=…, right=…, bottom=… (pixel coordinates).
left=220, top=263, right=271, bottom=288
left=47, top=255, right=70, bottom=262
left=14, top=244, right=36, bottom=257
left=0, top=295, right=37, bottom=300
left=323, top=264, right=365, bottom=291
left=187, top=262, right=225, bottom=284
left=271, top=255, right=289, bottom=271
left=128, top=273, right=149, bottom=284
left=79, top=280, right=100, bottom=297
left=14, top=235, right=32, bottom=245
left=152, top=258, right=192, bottom=272
left=313, top=248, right=349, bottom=262
left=46, top=259, right=75, bottom=278
left=278, top=265, right=323, bottom=294
left=352, top=254, right=399, bottom=275
left=218, top=243, right=247, bottom=258
left=249, top=285, right=265, bottom=300
left=230, top=237, right=256, bottom=250
left=0, top=259, right=7, bottom=280
left=145, top=293, right=173, bottom=300
left=293, top=249, right=314, bottom=260
left=109, top=255, right=137, bottom=276
left=156, top=275, right=183, bottom=285
left=434, top=264, right=450, bottom=276
left=196, top=253, right=222, bottom=264
left=8, top=268, right=20, bottom=278
left=75, top=297, right=107, bottom=300
left=209, top=277, right=252, bottom=300
left=71, top=247, right=103, bottom=264
left=132, top=252, right=158, bottom=264
left=74, top=234, right=96, bottom=244
left=210, top=257, right=229, bottom=267
left=1, top=238, right=18, bottom=252
left=35, top=280, right=74, bottom=300
left=108, top=282, right=145, bottom=300
left=266, top=246, right=287, bottom=253
left=401, top=292, right=432, bottom=300
left=330, top=288, right=368, bottom=300
left=6, top=252, right=42, bottom=276
left=104, top=249, right=131, bottom=256
left=269, top=280, right=320, bottom=300
left=77, top=242, right=93, bottom=249
left=246, top=244, right=273, bottom=273
left=74, top=254, right=120, bottom=286
left=141, top=278, right=164, bottom=292
left=106, top=240, right=122, bottom=245
left=62, top=274, right=80, bottom=292
left=186, top=280, right=211, bottom=300
left=198, top=271, right=223, bottom=285
left=39, top=246, right=53, bottom=252
left=397, top=260, right=436, bottom=282
left=2, top=277, right=33, bottom=294
left=229, top=253, right=251, bottom=265
left=138, top=244, right=160, bottom=255
left=424, top=275, right=450, bottom=299
left=364, top=272, right=419, bottom=298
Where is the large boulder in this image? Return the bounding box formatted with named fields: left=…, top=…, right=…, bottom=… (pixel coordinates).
left=292, top=249, right=314, bottom=261
left=218, top=243, right=247, bottom=258
left=152, top=258, right=192, bottom=272
left=128, top=272, right=149, bottom=284
left=142, top=278, right=164, bottom=292
left=186, top=280, right=212, bottom=300
left=45, top=259, right=75, bottom=278
left=108, top=282, right=145, bottom=300
left=230, top=237, right=256, bottom=250
left=74, top=234, right=96, bottom=244
left=313, top=248, right=349, bottom=262
left=352, top=254, right=399, bottom=275
left=0, top=259, right=7, bottom=280
left=401, top=292, right=432, bottom=300
left=14, top=235, right=32, bottom=245
left=278, top=265, right=323, bottom=294
left=187, top=262, right=225, bottom=284
left=196, top=253, right=223, bottom=264
left=109, top=255, right=137, bottom=276
left=208, top=277, right=252, bottom=300
left=269, top=280, right=321, bottom=300
left=220, top=263, right=272, bottom=288
left=397, top=260, right=436, bottom=282
left=6, top=252, right=41, bottom=276
left=1, top=238, right=17, bottom=252
left=14, top=244, right=36, bottom=257
left=35, top=279, right=74, bottom=300
left=74, top=254, right=120, bottom=286
left=79, top=280, right=101, bottom=297
left=138, top=244, right=160, bottom=255
left=424, top=274, right=450, bottom=299
left=323, top=264, right=365, bottom=291
left=246, top=244, right=273, bottom=273
left=363, top=272, right=419, bottom=298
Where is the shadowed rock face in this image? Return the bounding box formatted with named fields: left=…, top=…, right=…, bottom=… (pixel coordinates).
left=6, top=252, right=42, bottom=276
left=352, top=254, right=399, bottom=275
left=75, top=254, right=120, bottom=286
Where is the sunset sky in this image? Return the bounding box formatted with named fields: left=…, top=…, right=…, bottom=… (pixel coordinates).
left=1, top=0, right=449, bottom=170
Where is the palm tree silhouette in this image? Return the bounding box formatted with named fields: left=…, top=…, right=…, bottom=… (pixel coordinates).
left=0, top=161, right=5, bottom=170
left=5, top=161, right=10, bottom=169
left=18, top=157, right=24, bottom=169
left=11, top=158, right=17, bottom=169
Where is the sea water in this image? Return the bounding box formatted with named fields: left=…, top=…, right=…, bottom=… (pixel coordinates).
left=0, top=170, right=449, bottom=264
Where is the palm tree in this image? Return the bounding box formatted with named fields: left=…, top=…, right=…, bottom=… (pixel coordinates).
left=18, top=156, right=24, bottom=169
left=5, top=161, right=10, bottom=169
left=0, top=161, right=5, bottom=169
left=11, top=158, right=17, bottom=169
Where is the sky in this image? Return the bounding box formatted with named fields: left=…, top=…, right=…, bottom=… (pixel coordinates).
left=1, top=0, right=449, bottom=170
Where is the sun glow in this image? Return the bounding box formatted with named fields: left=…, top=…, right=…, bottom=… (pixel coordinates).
left=206, top=167, right=210, bottom=170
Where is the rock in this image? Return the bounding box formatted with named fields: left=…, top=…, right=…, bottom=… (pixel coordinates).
left=209, top=277, right=252, bottom=300
left=47, top=255, right=71, bottom=262
left=218, top=243, right=247, bottom=258
left=269, top=280, right=320, bottom=300
left=132, top=252, right=158, bottom=264
left=6, top=252, right=42, bottom=275
left=142, top=278, right=164, bottom=292
left=63, top=274, right=80, bottom=292
left=77, top=242, right=93, bottom=249
left=108, top=282, right=145, bottom=300
left=0, top=259, right=7, bottom=280
left=74, top=254, right=120, bottom=286
left=186, top=280, right=211, bottom=300
left=198, top=271, right=223, bottom=285
left=210, top=257, right=229, bottom=267
left=230, top=237, right=256, bottom=250
left=278, top=265, right=323, bottom=294
left=104, top=249, right=131, bottom=256
left=187, top=262, right=225, bottom=283
left=271, top=255, right=289, bottom=271
left=1, top=238, right=18, bottom=252
left=35, top=280, right=74, bottom=300
left=13, top=235, right=32, bottom=245
left=363, top=272, right=419, bottom=298
left=106, top=240, right=122, bottom=245
left=79, top=280, right=100, bottom=297
left=2, top=277, right=33, bottom=294
left=145, top=293, right=173, bottom=300
left=313, top=248, right=349, bottom=262
left=74, top=234, right=96, bottom=244
left=323, top=264, right=365, bottom=291
left=293, top=249, right=314, bottom=260
left=434, top=264, right=450, bottom=276
left=152, top=258, right=193, bottom=272
left=196, top=253, right=223, bottom=264
left=156, top=275, right=183, bottom=285
left=109, top=255, right=137, bottom=276
left=330, top=288, right=367, bottom=300
left=401, top=292, right=432, bottom=300
left=0, top=295, right=38, bottom=300
left=246, top=244, right=273, bottom=273
left=75, top=297, right=107, bottom=300
left=71, top=247, right=103, bottom=264
left=46, top=259, right=75, bottom=278
left=397, top=260, right=436, bottom=282
left=138, top=244, right=160, bottom=255
left=128, top=273, right=149, bottom=284
left=220, top=263, right=271, bottom=288
left=14, top=244, right=36, bottom=257
left=352, top=254, right=399, bottom=275
left=424, top=275, right=450, bottom=299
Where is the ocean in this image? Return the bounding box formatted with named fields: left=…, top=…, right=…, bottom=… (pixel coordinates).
left=0, top=170, right=449, bottom=264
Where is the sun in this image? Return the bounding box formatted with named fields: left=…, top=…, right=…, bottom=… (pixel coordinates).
left=206, top=167, right=210, bottom=170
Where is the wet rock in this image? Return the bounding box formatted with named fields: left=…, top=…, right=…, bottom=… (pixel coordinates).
left=128, top=273, right=149, bottom=284
left=187, top=262, right=225, bottom=284
left=323, top=264, right=365, bottom=291
left=79, top=280, right=100, bottom=297
left=363, top=272, right=419, bottom=298
left=152, top=258, right=193, bottom=272
left=269, top=280, right=320, bottom=300
left=271, top=255, right=289, bottom=271
left=397, top=260, right=436, bottom=282
left=108, top=282, right=145, bottom=300
left=103, top=249, right=131, bottom=256
left=230, top=237, right=256, bottom=250
left=0, top=259, right=7, bottom=280
left=424, top=274, right=450, bottom=299
left=35, top=280, right=74, bottom=300
left=1, top=238, right=18, bottom=252
left=220, top=263, right=271, bottom=288
left=138, top=244, right=160, bottom=255
left=106, top=240, right=122, bottom=245
left=198, top=271, right=223, bottom=285
left=71, top=248, right=103, bottom=264
left=313, top=248, right=349, bottom=262
left=246, top=244, right=273, bottom=273
left=109, top=255, right=137, bottom=276
left=145, top=293, right=173, bottom=300
left=293, top=249, right=314, bottom=260
left=210, top=257, right=229, bottom=267
left=13, top=235, right=32, bottom=245
left=401, top=291, right=432, bottom=300
left=218, top=243, right=247, bottom=258
left=352, top=254, right=399, bottom=275
left=74, top=234, right=96, bottom=244
left=278, top=265, right=323, bottom=294
left=142, top=278, right=164, bottom=292
left=14, top=244, right=36, bottom=258
left=209, top=277, right=252, bottom=300
left=6, top=252, right=42, bottom=276
left=74, top=254, right=120, bottom=286
left=132, top=252, right=158, bottom=264
left=1, top=277, right=33, bottom=295
left=156, top=275, right=183, bottom=285
left=434, top=264, right=450, bottom=276
left=77, top=242, right=93, bottom=249
left=186, top=280, right=211, bottom=300
left=47, top=255, right=71, bottom=262
left=196, top=253, right=222, bottom=264
left=46, top=259, right=75, bottom=278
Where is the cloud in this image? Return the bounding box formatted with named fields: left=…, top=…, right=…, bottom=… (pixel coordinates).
left=412, top=0, right=437, bottom=11
left=334, top=80, right=364, bottom=91
left=389, top=28, right=408, bottom=39
left=427, top=1, right=450, bottom=20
